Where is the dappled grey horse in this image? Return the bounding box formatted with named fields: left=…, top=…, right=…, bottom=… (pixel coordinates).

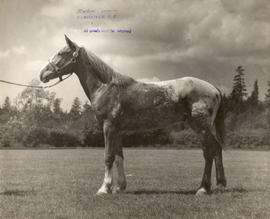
left=40, top=35, right=227, bottom=195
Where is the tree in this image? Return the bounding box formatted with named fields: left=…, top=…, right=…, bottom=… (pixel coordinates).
left=228, top=66, right=248, bottom=113
left=82, top=101, right=92, bottom=114
left=51, top=97, right=65, bottom=124
left=265, top=81, right=270, bottom=128
left=247, top=80, right=259, bottom=107
left=53, top=98, right=63, bottom=115
left=0, top=97, right=14, bottom=123
left=230, top=66, right=247, bottom=103
left=16, top=79, right=54, bottom=110
left=265, top=81, right=270, bottom=106
left=15, top=79, right=55, bottom=126
left=69, top=97, right=82, bottom=120
left=2, top=97, right=12, bottom=112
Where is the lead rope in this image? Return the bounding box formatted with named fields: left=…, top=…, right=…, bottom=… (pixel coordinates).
left=0, top=73, right=73, bottom=89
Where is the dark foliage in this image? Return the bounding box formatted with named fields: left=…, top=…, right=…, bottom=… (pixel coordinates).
left=48, top=129, right=81, bottom=147
left=82, top=130, right=104, bottom=147
left=122, top=129, right=172, bottom=147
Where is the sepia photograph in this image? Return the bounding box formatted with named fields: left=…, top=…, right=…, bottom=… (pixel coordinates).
left=0, top=0, right=270, bottom=218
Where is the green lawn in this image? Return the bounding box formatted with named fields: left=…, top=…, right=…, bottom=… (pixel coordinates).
left=0, top=149, right=269, bottom=219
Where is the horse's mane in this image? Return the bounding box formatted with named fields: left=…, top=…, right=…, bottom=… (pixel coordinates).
left=84, top=48, right=135, bottom=86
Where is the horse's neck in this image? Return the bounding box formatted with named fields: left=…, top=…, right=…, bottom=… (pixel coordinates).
left=77, top=71, right=102, bottom=102
left=75, top=47, right=134, bottom=102
left=75, top=49, right=104, bottom=102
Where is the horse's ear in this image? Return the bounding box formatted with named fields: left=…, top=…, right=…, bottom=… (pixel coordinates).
left=65, top=35, right=76, bottom=50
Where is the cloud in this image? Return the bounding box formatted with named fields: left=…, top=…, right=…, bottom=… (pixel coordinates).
left=0, top=45, right=26, bottom=60
left=40, top=4, right=73, bottom=19
left=25, top=60, right=47, bottom=72
left=221, top=0, right=270, bottom=22
left=39, top=0, right=269, bottom=73
left=12, top=45, right=26, bottom=55
left=0, top=50, right=10, bottom=60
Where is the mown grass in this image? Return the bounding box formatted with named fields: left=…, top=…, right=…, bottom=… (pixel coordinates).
left=0, top=149, right=269, bottom=219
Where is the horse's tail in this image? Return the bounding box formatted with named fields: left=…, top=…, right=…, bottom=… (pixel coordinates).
left=215, top=90, right=226, bottom=148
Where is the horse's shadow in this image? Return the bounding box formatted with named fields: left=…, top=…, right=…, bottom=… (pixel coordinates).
left=126, top=187, right=249, bottom=195
left=0, top=189, right=36, bottom=196
left=126, top=189, right=196, bottom=195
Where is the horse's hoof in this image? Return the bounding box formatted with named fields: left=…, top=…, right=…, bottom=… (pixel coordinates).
left=216, top=184, right=226, bottom=192
left=112, top=186, right=126, bottom=194
left=196, top=188, right=207, bottom=196
left=96, top=187, right=112, bottom=196
left=96, top=191, right=109, bottom=196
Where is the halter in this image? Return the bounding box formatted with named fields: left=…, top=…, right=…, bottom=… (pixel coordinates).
left=48, top=47, right=80, bottom=81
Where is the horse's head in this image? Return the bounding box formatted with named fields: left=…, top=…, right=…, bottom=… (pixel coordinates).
left=40, top=35, right=80, bottom=83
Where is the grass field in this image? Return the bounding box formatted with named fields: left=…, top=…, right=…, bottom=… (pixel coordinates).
left=0, top=149, right=269, bottom=219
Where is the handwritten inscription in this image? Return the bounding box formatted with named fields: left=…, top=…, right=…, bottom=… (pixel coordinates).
left=83, top=28, right=132, bottom=33
left=76, top=9, right=117, bottom=13
left=76, top=9, right=118, bottom=19
left=77, top=15, right=117, bottom=19
left=77, top=9, right=132, bottom=34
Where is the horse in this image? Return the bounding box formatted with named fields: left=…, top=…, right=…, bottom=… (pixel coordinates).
left=39, top=35, right=227, bottom=196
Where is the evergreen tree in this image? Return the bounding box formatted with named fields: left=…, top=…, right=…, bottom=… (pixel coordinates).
left=265, top=81, right=270, bottom=107
left=69, top=97, right=81, bottom=120
left=2, top=97, right=12, bottom=112
left=265, top=81, right=270, bottom=128
left=0, top=96, right=13, bottom=123
left=82, top=101, right=92, bottom=114
left=53, top=98, right=63, bottom=115
left=247, top=80, right=259, bottom=106
left=52, top=98, right=64, bottom=123
left=230, top=66, right=247, bottom=103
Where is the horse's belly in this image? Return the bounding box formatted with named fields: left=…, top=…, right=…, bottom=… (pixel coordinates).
left=116, top=82, right=191, bottom=130
left=118, top=103, right=187, bottom=131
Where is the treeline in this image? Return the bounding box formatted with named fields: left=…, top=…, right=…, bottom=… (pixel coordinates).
left=0, top=78, right=170, bottom=148
left=0, top=78, right=97, bottom=147
left=1, top=66, right=270, bottom=149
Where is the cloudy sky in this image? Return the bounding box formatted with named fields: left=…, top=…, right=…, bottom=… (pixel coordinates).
left=1, top=0, right=270, bottom=109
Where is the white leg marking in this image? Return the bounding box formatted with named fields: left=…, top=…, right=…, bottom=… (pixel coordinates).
left=97, top=166, right=113, bottom=195
left=196, top=187, right=207, bottom=196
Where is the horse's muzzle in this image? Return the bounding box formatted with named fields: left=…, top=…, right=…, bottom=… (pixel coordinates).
left=40, top=70, right=55, bottom=83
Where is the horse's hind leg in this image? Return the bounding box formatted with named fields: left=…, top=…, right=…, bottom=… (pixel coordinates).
left=192, top=120, right=226, bottom=195
left=214, top=146, right=226, bottom=189
left=214, top=98, right=227, bottom=190
left=189, top=107, right=219, bottom=195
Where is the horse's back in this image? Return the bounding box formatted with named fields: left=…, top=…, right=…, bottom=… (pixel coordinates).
left=147, top=77, right=220, bottom=101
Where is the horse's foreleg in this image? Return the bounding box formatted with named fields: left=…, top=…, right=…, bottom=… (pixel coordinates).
left=97, top=121, right=115, bottom=195
left=114, top=142, right=127, bottom=193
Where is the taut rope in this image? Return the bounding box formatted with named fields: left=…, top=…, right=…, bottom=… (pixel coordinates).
left=0, top=73, right=73, bottom=89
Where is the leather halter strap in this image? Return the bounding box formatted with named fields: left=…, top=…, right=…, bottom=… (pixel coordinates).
left=48, top=47, right=80, bottom=81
